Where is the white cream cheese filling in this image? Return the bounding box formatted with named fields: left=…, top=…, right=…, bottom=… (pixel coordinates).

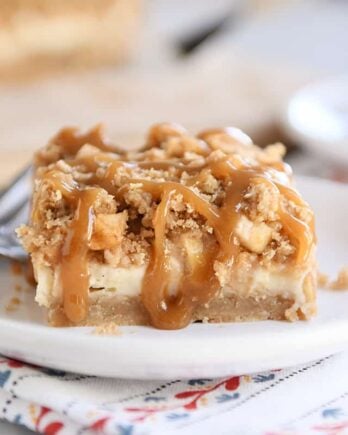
left=34, top=261, right=310, bottom=311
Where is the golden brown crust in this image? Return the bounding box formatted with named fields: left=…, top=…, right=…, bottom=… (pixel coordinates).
left=48, top=294, right=298, bottom=327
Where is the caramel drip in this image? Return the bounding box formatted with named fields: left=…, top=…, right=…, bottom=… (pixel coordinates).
left=61, top=189, right=99, bottom=322
left=38, top=170, right=103, bottom=323
left=54, top=125, right=122, bottom=156
left=142, top=190, right=191, bottom=328
left=142, top=191, right=220, bottom=329
left=117, top=179, right=219, bottom=224
left=197, top=127, right=252, bottom=146
left=277, top=183, right=316, bottom=237
left=39, top=137, right=315, bottom=328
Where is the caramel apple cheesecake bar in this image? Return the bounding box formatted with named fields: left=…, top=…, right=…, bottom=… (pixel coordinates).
left=17, top=123, right=317, bottom=329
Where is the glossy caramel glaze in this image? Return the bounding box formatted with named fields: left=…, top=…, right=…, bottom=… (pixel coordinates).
left=33, top=125, right=315, bottom=329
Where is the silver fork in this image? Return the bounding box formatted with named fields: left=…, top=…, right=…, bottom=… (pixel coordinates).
left=0, top=165, right=32, bottom=260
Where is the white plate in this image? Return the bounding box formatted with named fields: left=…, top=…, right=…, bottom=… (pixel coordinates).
left=284, top=75, right=348, bottom=166
left=0, top=176, right=347, bottom=380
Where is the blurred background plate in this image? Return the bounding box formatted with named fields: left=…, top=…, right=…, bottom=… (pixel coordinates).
left=284, top=75, right=348, bottom=167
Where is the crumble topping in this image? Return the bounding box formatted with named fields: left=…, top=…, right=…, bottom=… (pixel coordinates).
left=22, top=126, right=308, bottom=267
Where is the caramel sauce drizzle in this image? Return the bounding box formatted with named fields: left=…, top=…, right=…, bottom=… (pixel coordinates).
left=61, top=189, right=99, bottom=322
left=38, top=130, right=315, bottom=329
left=142, top=189, right=220, bottom=329
left=54, top=125, right=123, bottom=155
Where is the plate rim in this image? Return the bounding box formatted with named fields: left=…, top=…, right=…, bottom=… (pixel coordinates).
left=0, top=175, right=347, bottom=379
left=282, top=74, right=348, bottom=165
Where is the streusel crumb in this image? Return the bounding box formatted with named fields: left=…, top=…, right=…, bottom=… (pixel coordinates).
left=329, top=267, right=348, bottom=290
left=92, top=322, right=121, bottom=336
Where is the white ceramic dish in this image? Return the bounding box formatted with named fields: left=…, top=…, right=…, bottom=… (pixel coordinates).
left=284, top=75, right=348, bottom=166
left=0, top=176, right=347, bottom=380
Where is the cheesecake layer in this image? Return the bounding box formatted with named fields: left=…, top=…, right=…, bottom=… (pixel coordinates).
left=34, top=255, right=316, bottom=325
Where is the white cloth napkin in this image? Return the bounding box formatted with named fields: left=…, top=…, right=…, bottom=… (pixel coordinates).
left=0, top=352, right=348, bottom=435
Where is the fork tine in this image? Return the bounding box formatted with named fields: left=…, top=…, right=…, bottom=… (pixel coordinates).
left=0, top=165, right=32, bottom=225
left=0, top=198, right=30, bottom=261
left=0, top=243, right=27, bottom=260
left=0, top=202, right=30, bottom=261
left=0, top=165, right=32, bottom=261
left=0, top=201, right=30, bottom=238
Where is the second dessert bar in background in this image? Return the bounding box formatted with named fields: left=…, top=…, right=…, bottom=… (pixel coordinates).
left=0, top=0, right=141, bottom=80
